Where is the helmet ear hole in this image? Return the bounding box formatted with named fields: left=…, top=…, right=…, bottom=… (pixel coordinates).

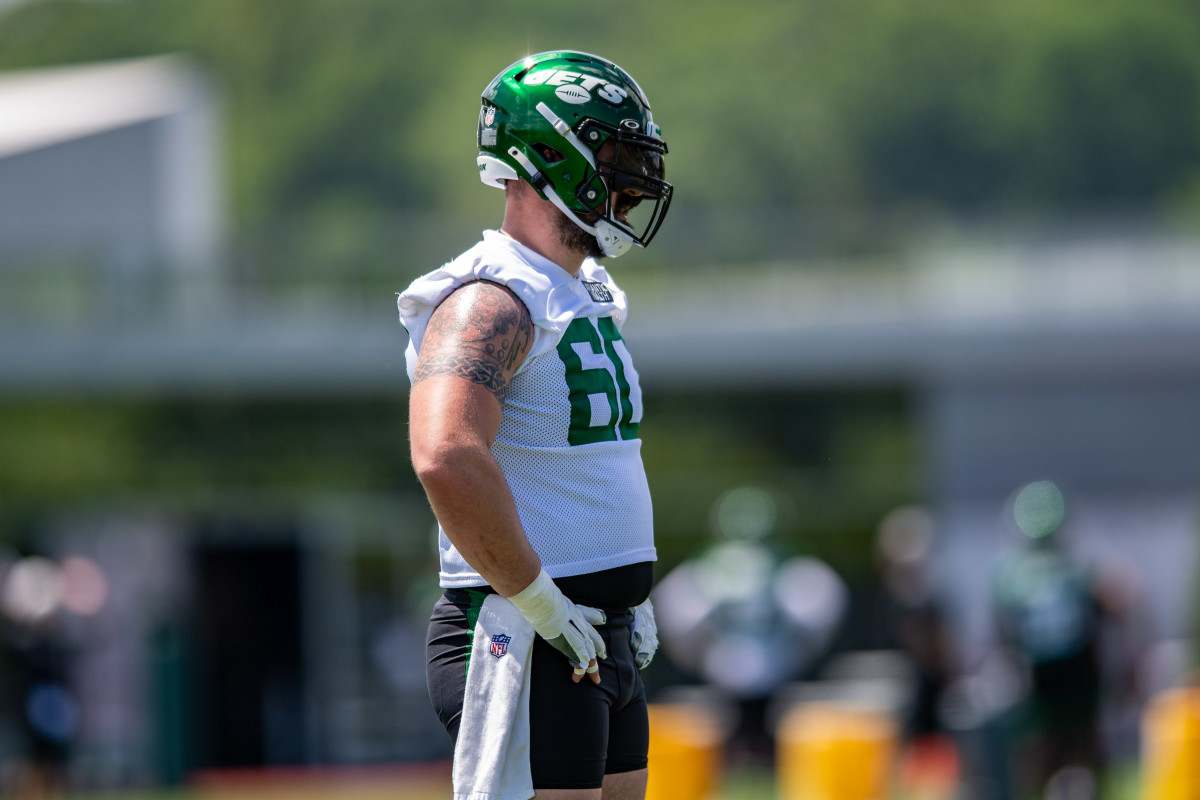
left=535, top=144, right=566, bottom=163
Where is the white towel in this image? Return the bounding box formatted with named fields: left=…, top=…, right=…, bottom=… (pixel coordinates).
left=453, top=594, right=536, bottom=800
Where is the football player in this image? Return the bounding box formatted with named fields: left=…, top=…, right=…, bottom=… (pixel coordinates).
left=400, top=51, right=672, bottom=799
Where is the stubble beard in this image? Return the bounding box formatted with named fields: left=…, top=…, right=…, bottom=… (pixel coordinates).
left=554, top=208, right=604, bottom=261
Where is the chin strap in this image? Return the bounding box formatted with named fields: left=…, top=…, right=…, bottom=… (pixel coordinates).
left=506, top=146, right=633, bottom=259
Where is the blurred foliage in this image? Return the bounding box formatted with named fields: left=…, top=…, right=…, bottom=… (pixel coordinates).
left=1, top=0, right=1198, bottom=229
left=642, top=389, right=918, bottom=579
left=0, top=397, right=411, bottom=510
left=0, top=388, right=915, bottom=579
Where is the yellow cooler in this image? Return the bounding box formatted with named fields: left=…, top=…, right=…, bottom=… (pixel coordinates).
left=777, top=702, right=898, bottom=800
left=646, top=703, right=725, bottom=800
left=1141, top=686, right=1200, bottom=800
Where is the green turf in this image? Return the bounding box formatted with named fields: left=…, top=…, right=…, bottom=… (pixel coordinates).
left=57, top=760, right=1145, bottom=800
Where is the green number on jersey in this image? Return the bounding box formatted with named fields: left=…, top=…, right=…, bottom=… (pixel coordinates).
left=557, top=317, right=640, bottom=445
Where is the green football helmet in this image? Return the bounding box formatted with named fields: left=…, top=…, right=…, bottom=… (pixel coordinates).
left=477, top=50, right=673, bottom=258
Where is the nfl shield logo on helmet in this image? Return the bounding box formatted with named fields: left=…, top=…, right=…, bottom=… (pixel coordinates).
left=490, top=633, right=511, bottom=658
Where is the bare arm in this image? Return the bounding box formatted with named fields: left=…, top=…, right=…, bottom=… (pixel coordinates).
left=408, top=280, right=539, bottom=597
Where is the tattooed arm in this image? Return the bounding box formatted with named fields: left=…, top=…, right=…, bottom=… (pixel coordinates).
left=408, top=281, right=540, bottom=597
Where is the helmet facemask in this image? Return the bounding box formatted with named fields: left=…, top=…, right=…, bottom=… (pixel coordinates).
left=576, top=120, right=672, bottom=255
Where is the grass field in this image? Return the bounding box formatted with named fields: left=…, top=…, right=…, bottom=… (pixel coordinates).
left=68, top=760, right=1144, bottom=800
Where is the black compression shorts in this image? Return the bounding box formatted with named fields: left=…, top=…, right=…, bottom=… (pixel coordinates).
left=426, top=563, right=653, bottom=790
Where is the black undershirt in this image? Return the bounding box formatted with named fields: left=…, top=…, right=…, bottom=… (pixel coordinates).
left=462, top=561, right=654, bottom=612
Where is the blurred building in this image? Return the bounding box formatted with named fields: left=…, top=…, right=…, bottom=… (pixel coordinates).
left=0, top=56, right=222, bottom=288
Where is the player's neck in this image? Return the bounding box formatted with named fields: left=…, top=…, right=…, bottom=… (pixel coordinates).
left=498, top=224, right=584, bottom=277
left=500, top=190, right=586, bottom=277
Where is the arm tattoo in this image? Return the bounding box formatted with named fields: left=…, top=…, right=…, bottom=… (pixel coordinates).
left=413, top=281, right=534, bottom=403
left=414, top=352, right=508, bottom=398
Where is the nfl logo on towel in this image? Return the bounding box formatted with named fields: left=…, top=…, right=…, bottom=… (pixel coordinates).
left=490, top=633, right=511, bottom=658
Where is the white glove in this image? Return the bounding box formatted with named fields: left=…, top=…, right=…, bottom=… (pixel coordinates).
left=509, top=570, right=607, bottom=673
left=629, top=598, right=658, bottom=670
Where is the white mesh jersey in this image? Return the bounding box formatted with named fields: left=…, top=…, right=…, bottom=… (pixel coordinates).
left=398, top=230, right=656, bottom=588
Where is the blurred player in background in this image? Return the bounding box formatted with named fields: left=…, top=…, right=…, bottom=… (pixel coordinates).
left=992, top=481, right=1136, bottom=800
left=874, top=506, right=960, bottom=797
left=398, top=51, right=672, bottom=799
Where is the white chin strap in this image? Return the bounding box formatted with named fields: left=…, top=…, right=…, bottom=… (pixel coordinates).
left=507, top=147, right=634, bottom=259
